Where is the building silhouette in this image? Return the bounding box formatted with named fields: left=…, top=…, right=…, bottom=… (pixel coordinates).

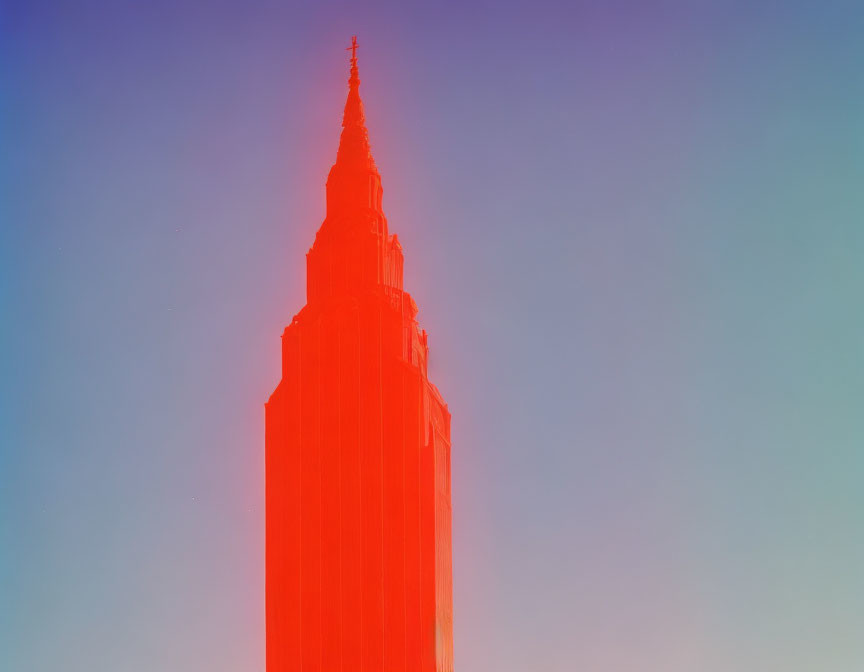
left=265, top=37, right=454, bottom=672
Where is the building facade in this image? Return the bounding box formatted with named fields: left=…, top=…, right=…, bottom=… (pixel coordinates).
left=265, top=39, right=453, bottom=672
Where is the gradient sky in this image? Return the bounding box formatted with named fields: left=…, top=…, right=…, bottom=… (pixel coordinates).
left=2, top=1, right=864, bottom=670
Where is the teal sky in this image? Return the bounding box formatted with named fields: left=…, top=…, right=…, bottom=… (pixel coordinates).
left=2, top=1, right=864, bottom=670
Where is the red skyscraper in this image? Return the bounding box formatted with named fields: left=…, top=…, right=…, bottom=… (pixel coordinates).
left=265, top=38, right=454, bottom=672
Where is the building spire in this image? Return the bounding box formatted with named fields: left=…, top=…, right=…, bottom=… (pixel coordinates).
left=335, top=35, right=376, bottom=172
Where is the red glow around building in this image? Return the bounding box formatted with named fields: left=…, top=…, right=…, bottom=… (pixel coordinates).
left=265, top=37, right=454, bottom=672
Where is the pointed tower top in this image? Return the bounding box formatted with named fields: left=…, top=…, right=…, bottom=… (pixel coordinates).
left=325, top=36, right=383, bottom=221
left=335, top=35, right=376, bottom=172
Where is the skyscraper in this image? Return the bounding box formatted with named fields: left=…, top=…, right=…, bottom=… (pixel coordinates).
left=265, top=38, right=454, bottom=672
